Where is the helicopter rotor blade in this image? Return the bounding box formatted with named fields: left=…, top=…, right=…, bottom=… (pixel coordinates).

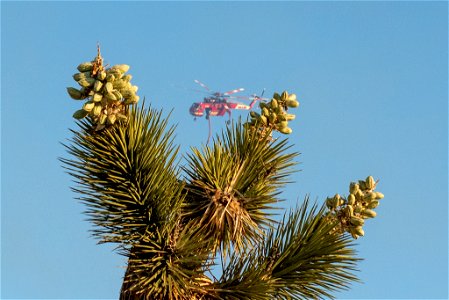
left=227, top=96, right=253, bottom=101
left=194, top=79, right=210, bottom=91
left=223, top=88, right=245, bottom=96
left=227, top=94, right=269, bottom=101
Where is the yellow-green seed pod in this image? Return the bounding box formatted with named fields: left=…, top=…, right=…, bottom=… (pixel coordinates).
left=260, top=115, right=268, bottom=125
left=346, top=204, right=354, bottom=216
left=358, top=180, right=367, bottom=191
left=82, top=101, right=95, bottom=112
left=374, top=192, right=384, bottom=200
left=363, top=192, right=377, bottom=202
left=87, top=77, right=96, bottom=86
left=97, top=71, right=107, bottom=81
left=285, top=113, right=296, bottom=121
left=354, top=205, right=363, bottom=214
left=92, top=104, right=102, bottom=116
left=77, top=77, right=95, bottom=88
left=106, top=68, right=122, bottom=79
left=93, top=80, right=103, bottom=92
left=67, top=87, right=85, bottom=100
left=281, top=91, right=289, bottom=101
left=124, top=98, right=134, bottom=105
left=104, top=82, right=113, bottom=93
left=122, top=74, right=132, bottom=82
left=73, top=72, right=91, bottom=81
left=112, top=64, right=130, bottom=73
left=106, top=74, right=115, bottom=82
left=354, top=226, right=365, bottom=236
left=268, top=112, right=277, bottom=123
left=273, top=93, right=281, bottom=100
left=121, top=89, right=134, bottom=99
left=286, top=99, right=300, bottom=108
left=131, top=85, right=138, bottom=93
left=367, top=200, right=379, bottom=209
left=361, top=209, right=377, bottom=218
left=355, top=189, right=364, bottom=200
left=278, top=126, right=292, bottom=134
left=350, top=232, right=359, bottom=239
left=113, top=79, right=126, bottom=90
left=270, top=99, right=279, bottom=109
left=107, top=114, right=117, bottom=125
left=92, top=93, right=103, bottom=102
left=287, top=93, right=297, bottom=101
left=77, top=62, right=94, bottom=72
left=350, top=216, right=365, bottom=226
left=130, top=94, right=140, bottom=103
left=274, top=104, right=283, bottom=114
left=262, top=107, right=270, bottom=117
left=259, top=101, right=268, bottom=109
left=124, top=94, right=140, bottom=105
left=112, top=90, right=123, bottom=101
left=349, top=182, right=360, bottom=194
left=99, top=114, right=107, bottom=125
left=278, top=120, right=288, bottom=129
left=366, top=176, right=375, bottom=190
left=73, top=109, right=88, bottom=119
left=250, top=111, right=259, bottom=118
left=347, top=194, right=356, bottom=205
left=277, top=113, right=287, bottom=122
left=105, top=92, right=117, bottom=102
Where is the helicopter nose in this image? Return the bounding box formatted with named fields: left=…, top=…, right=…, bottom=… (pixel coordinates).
left=189, top=106, right=203, bottom=116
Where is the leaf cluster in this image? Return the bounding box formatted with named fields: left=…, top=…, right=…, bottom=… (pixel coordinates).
left=61, top=104, right=183, bottom=246
left=62, top=104, right=363, bottom=299
left=215, top=198, right=360, bottom=299
left=183, top=121, right=298, bottom=254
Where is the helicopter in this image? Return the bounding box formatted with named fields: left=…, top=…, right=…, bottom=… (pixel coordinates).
left=189, top=79, right=267, bottom=142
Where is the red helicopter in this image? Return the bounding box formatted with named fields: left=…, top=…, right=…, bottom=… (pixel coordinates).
left=189, top=79, right=267, bottom=142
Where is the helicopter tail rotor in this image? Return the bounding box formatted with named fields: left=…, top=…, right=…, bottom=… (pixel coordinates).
left=250, top=89, right=269, bottom=101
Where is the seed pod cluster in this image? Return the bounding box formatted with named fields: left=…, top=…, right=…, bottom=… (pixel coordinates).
left=66, top=46, right=139, bottom=130
left=245, top=91, right=299, bottom=138
left=325, top=176, right=384, bottom=239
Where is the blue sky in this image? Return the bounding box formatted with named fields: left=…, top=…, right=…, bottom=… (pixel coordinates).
left=2, top=1, right=448, bottom=299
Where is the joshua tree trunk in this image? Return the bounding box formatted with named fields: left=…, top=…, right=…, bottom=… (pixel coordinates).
left=119, top=262, right=133, bottom=300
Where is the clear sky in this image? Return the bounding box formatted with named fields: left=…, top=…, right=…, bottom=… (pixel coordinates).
left=2, top=1, right=447, bottom=299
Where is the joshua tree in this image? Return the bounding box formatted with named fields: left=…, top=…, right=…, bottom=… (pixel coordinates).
left=61, top=48, right=385, bottom=299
